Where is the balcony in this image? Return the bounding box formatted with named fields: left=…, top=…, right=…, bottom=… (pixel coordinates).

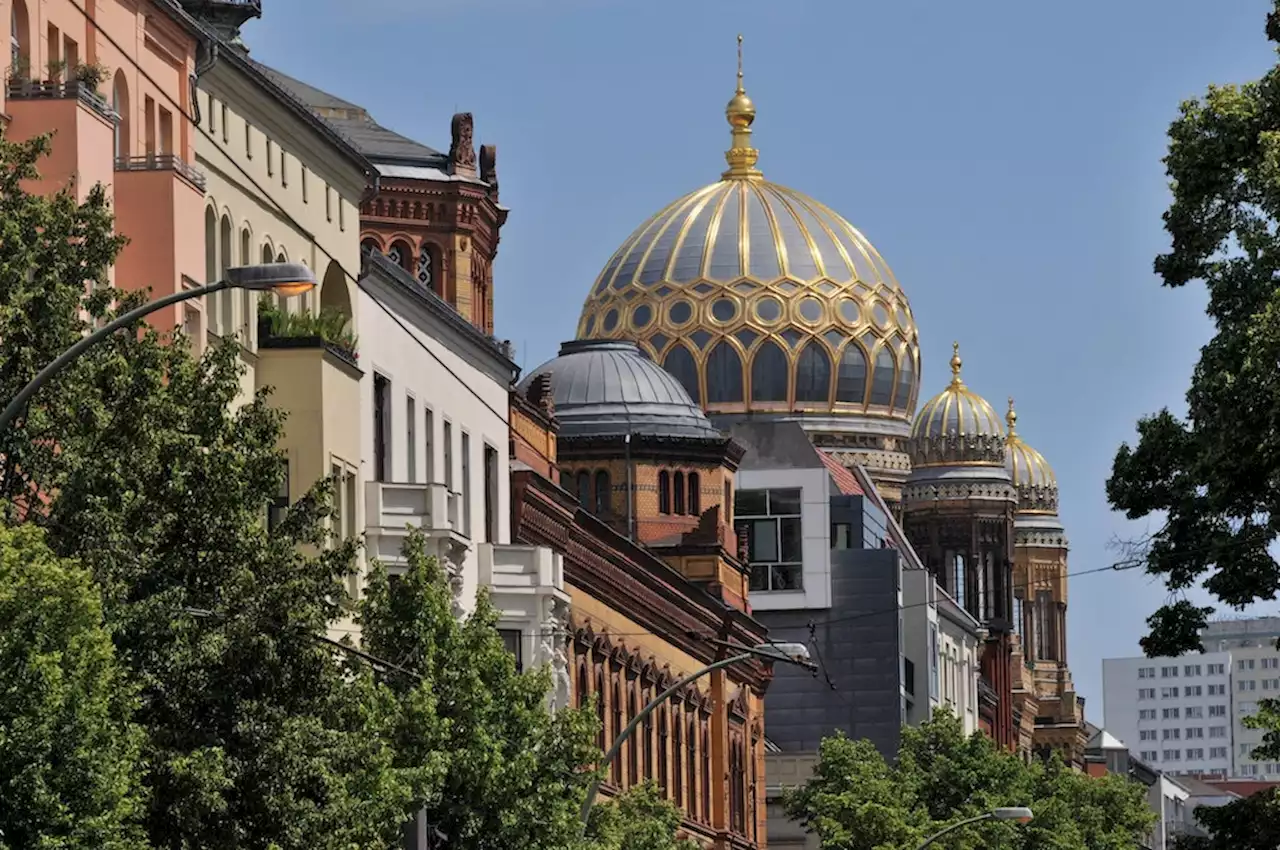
left=477, top=542, right=564, bottom=592
left=7, top=80, right=117, bottom=123
left=5, top=80, right=116, bottom=201
left=365, top=481, right=468, bottom=572
left=115, top=154, right=206, bottom=192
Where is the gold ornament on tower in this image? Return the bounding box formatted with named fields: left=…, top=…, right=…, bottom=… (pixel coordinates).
left=576, top=35, right=921, bottom=428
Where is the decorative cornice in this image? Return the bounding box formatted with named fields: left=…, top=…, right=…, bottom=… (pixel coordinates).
left=513, top=470, right=772, bottom=692
left=1015, top=483, right=1059, bottom=514
left=1015, top=527, right=1070, bottom=549
left=557, top=432, right=742, bottom=469
left=901, top=478, right=1018, bottom=505
left=908, top=433, right=1007, bottom=468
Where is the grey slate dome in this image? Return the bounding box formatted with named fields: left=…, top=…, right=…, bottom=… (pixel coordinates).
left=519, top=340, right=723, bottom=440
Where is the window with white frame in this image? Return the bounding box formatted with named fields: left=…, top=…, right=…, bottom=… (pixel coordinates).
left=734, top=488, right=802, bottom=592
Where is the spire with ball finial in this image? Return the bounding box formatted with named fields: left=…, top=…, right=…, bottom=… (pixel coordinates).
left=723, top=34, right=763, bottom=180
left=1006, top=396, right=1018, bottom=437
left=949, top=341, right=964, bottom=387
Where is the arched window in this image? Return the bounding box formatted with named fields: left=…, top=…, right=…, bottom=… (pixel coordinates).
left=577, top=659, right=589, bottom=710
left=576, top=470, right=590, bottom=508
left=701, top=720, right=711, bottom=818
left=387, top=240, right=412, bottom=271
left=320, top=261, right=352, bottom=320
left=687, top=472, right=701, bottom=516
left=705, top=341, right=744, bottom=404
left=643, top=684, right=654, bottom=780
left=11, top=0, right=27, bottom=73
left=662, top=344, right=700, bottom=405
left=276, top=250, right=287, bottom=264
left=869, top=347, right=896, bottom=406
left=835, top=343, right=869, bottom=404
left=611, top=674, right=623, bottom=784
left=673, top=705, right=684, bottom=805
left=111, top=69, right=130, bottom=158
left=673, top=471, right=686, bottom=515
left=686, top=715, right=698, bottom=820
left=594, top=470, right=610, bottom=516
left=894, top=346, right=915, bottom=412
left=658, top=707, right=669, bottom=796
left=416, top=243, right=436, bottom=291
left=204, top=207, right=218, bottom=328
left=627, top=683, right=639, bottom=786
left=239, top=227, right=253, bottom=339
left=750, top=340, right=788, bottom=402
left=261, top=242, right=274, bottom=265
left=658, top=470, right=671, bottom=514
left=361, top=237, right=380, bottom=255
left=219, top=215, right=233, bottom=335
left=595, top=665, right=606, bottom=750
left=795, top=342, right=832, bottom=403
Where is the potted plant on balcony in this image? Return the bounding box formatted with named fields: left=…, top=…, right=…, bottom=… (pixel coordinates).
left=8, top=55, right=30, bottom=84
left=73, top=61, right=109, bottom=95
left=257, top=296, right=360, bottom=365
left=45, top=58, right=66, bottom=84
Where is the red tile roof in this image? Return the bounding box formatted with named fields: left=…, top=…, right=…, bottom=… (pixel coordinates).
left=818, top=451, right=863, bottom=496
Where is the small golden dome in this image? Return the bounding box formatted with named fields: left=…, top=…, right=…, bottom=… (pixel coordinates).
left=1005, top=397, right=1059, bottom=514
left=907, top=342, right=1006, bottom=468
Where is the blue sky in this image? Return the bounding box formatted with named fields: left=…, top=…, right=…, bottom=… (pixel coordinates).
left=247, top=0, right=1278, bottom=714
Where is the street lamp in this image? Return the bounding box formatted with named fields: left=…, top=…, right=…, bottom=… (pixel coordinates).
left=0, top=263, right=316, bottom=434
left=578, top=641, right=815, bottom=833
left=916, top=806, right=1033, bottom=849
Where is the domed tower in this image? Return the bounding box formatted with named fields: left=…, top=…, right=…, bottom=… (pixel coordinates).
left=1005, top=398, right=1085, bottom=765
left=900, top=343, right=1018, bottom=749
left=574, top=37, right=921, bottom=502
left=517, top=340, right=750, bottom=610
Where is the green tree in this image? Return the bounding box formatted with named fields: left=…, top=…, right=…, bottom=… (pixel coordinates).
left=359, top=534, right=695, bottom=850
left=0, top=130, right=412, bottom=846
left=785, top=709, right=1154, bottom=850
left=1105, top=1, right=1280, bottom=656
left=0, top=523, right=146, bottom=849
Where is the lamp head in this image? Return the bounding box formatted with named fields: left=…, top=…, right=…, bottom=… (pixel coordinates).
left=755, top=642, right=811, bottom=664
left=993, top=806, right=1033, bottom=824
left=226, top=262, right=317, bottom=297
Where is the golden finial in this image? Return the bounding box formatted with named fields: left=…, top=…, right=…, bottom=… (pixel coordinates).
left=949, top=341, right=963, bottom=386
left=1006, top=396, right=1018, bottom=437
left=723, top=33, right=762, bottom=180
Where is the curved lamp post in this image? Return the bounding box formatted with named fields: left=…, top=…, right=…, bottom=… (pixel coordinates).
left=916, top=806, right=1033, bottom=849
left=579, top=641, right=815, bottom=833
left=0, top=262, right=316, bottom=434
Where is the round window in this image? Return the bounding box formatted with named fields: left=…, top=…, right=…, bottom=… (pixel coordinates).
left=711, top=298, right=737, bottom=322
left=798, top=297, right=823, bottom=323
left=838, top=298, right=860, bottom=324
left=668, top=301, right=693, bottom=325
left=632, top=304, right=653, bottom=329
left=603, top=309, right=619, bottom=332
left=755, top=297, right=782, bottom=323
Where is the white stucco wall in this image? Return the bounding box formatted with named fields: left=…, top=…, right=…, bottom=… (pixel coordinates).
left=357, top=278, right=512, bottom=614
left=902, top=569, right=982, bottom=735
left=734, top=465, right=832, bottom=611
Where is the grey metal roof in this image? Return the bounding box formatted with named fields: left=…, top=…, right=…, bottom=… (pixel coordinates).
left=519, top=340, right=722, bottom=440
left=248, top=60, right=447, bottom=167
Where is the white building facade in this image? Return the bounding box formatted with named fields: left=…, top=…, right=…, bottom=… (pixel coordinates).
left=358, top=251, right=570, bottom=698
left=902, top=568, right=984, bottom=736
left=1202, top=617, right=1280, bottom=778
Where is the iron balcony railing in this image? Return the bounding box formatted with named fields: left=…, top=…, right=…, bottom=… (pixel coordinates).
left=6, top=79, right=117, bottom=123
left=113, top=154, right=207, bottom=191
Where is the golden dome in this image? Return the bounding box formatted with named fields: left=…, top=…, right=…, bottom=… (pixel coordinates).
left=575, top=37, right=921, bottom=422
left=1005, top=397, right=1059, bottom=515
left=907, top=342, right=1006, bottom=468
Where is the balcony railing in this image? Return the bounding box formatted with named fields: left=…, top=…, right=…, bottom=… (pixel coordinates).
left=6, top=79, right=117, bottom=123
left=114, top=154, right=207, bottom=191
left=477, top=542, right=564, bottom=590
left=365, top=480, right=468, bottom=571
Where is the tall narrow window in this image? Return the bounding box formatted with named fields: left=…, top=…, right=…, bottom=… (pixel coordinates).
left=267, top=140, right=275, bottom=176
left=405, top=396, right=417, bottom=483
left=701, top=722, right=711, bottom=819
left=673, top=706, right=684, bottom=805
left=301, top=167, right=309, bottom=203
left=372, top=374, right=391, bottom=482
left=643, top=684, right=654, bottom=781
left=157, top=107, right=173, bottom=155
left=461, top=432, right=472, bottom=536
left=658, top=470, right=671, bottom=514
left=576, top=471, right=590, bottom=507
left=595, top=665, right=606, bottom=751
left=658, top=708, right=669, bottom=796
left=627, top=684, right=639, bottom=786
left=688, top=472, right=701, bottom=516
left=220, top=103, right=228, bottom=143
left=484, top=445, right=499, bottom=543
left=443, top=421, right=454, bottom=490
left=952, top=553, right=967, bottom=611
left=686, top=716, right=698, bottom=819
left=331, top=463, right=346, bottom=540
left=219, top=215, right=233, bottom=336
left=424, top=408, right=435, bottom=483
left=673, top=471, right=686, bottom=514
left=111, top=70, right=130, bottom=158
left=204, top=207, right=218, bottom=328
left=611, top=675, right=623, bottom=784
left=245, top=121, right=252, bottom=158
left=325, top=186, right=333, bottom=221
left=750, top=341, right=789, bottom=402
left=594, top=470, right=610, bottom=516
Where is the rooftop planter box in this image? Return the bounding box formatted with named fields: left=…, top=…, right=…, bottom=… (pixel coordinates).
left=257, top=297, right=359, bottom=368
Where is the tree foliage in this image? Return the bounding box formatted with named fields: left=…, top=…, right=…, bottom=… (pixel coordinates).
left=0, top=523, right=146, bottom=849
left=1106, top=1, right=1280, bottom=655
left=0, top=127, right=695, bottom=849
left=785, top=709, right=1154, bottom=850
